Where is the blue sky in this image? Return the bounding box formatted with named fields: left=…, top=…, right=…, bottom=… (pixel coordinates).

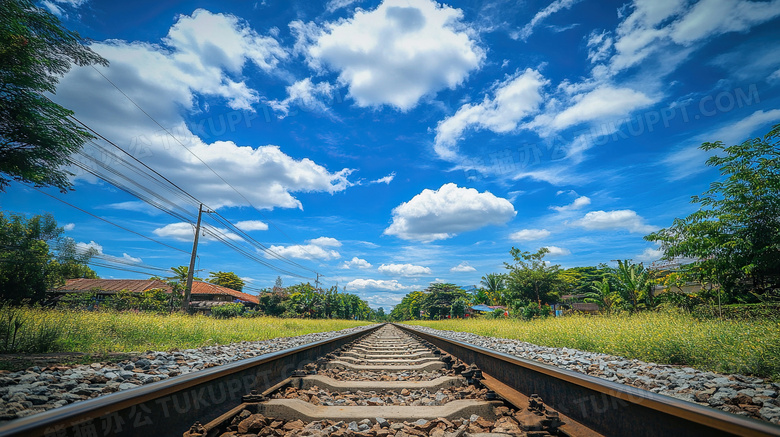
left=4, top=0, right=780, bottom=308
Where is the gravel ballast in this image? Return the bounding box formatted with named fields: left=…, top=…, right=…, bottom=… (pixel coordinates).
left=0, top=325, right=376, bottom=423
left=405, top=325, right=780, bottom=424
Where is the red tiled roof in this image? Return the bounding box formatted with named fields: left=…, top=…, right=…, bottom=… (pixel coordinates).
left=50, top=279, right=259, bottom=305
left=190, top=281, right=259, bottom=304
left=52, top=278, right=172, bottom=293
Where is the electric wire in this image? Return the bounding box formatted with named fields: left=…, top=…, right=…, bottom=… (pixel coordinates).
left=89, top=65, right=327, bottom=273
left=27, top=185, right=189, bottom=255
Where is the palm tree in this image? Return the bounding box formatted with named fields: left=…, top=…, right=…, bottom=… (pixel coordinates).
left=613, top=260, right=652, bottom=312
left=480, top=273, right=507, bottom=305
left=584, top=277, right=615, bottom=314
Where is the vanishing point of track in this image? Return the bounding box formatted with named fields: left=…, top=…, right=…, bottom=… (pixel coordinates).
left=0, top=324, right=778, bottom=437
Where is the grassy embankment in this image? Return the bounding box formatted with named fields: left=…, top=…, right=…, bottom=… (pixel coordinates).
left=1, top=306, right=372, bottom=354
left=406, top=311, right=780, bottom=379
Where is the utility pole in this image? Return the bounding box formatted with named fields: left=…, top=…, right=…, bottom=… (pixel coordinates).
left=315, top=273, right=321, bottom=290
left=183, top=203, right=204, bottom=312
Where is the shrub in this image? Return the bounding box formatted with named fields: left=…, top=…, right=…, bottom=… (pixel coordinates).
left=211, top=302, right=245, bottom=319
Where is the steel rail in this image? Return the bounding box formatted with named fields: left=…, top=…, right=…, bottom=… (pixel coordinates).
left=0, top=325, right=380, bottom=437
left=395, top=324, right=780, bottom=437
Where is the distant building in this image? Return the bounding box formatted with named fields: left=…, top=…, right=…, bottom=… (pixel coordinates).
left=49, top=278, right=258, bottom=312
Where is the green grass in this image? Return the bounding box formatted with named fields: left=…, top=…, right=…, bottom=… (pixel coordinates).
left=2, top=307, right=372, bottom=354
left=405, top=311, right=780, bottom=379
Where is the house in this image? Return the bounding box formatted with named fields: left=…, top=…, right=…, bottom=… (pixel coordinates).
left=188, top=281, right=259, bottom=310
left=49, top=278, right=258, bottom=311
left=50, top=278, right=172, bottom=297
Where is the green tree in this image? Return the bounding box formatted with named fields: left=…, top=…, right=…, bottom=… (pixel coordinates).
left=0, top=0, right=108, bottom=191
left=584, top=277, right=615, bottom=314
left=613, top=260, right=653, bottom=312
left=207, top=271, right=245, bottom=292
left=646, top=123, right=780, bottom=300
left=165, top=266, right=200, bottom=292
left=421, top=283, right=467, bottom=319
left=480, top=273, right=507, bottom=305
left=389, top=290, right=425, bottom=321
left=504, top=247, right=564, bottom=307
left=0, top=212, right=94, bottom=302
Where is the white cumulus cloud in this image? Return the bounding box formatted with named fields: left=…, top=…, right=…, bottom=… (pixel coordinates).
left=301, top=0, right=484, bottom=111
left=575, top=210, right=657, bottom=233
left=55, top=10, right=354, bottom=211
left=378, top=263, right=432, bottom=277
left=509, top=229, right=551, bottom=242
left=384, top=183, right=517, bottom=242
left=235, top=220, right=269, bottom=231
left=434, top=69, right=547, bottom=160
left=266, top=237, right=341, bottom=261
left=550, top=196, right=591, bottom=212
left=346, top=278, right=418, bottom=292
left=153, top=222, right=242, bottom=242
left=450, top=262, right=476, bottom=273
left=544, top=246, right=571, bottom=257
left=63, top=223, right=76, bottom=231
left=341, top=257, right=373, bottom=269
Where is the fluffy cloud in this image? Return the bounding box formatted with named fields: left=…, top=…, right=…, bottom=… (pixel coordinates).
left=266, top=237, right=341, bottom=261
left=550, top=196, right=591, bottom=212
left=542, top=86, right=654, bottom=132
left=434, top=69, right=547, bottom=160
left=341, top=257, right=373, bottom=269
left=450, top=262, right=476, bottom=273
left=509, top=229, right=550, bottom=242
left=152, top=222, right=242, bottom=242
left=384, top=183, right=516, bottom=242
left=575, top=210, right=657, bottom=233
left=55, top=10, right=354, bottom=211
left=378, top=263, right=432, bottom=277
left=267, top=78, right=336, bottom=117
left=235, top=220, right=268, bottom=231
left=302, top=0, right=484, bottom=110
left=63, top=223, right=76, bottom=231
left=370, top=172, right=396, bottom=185
left=346, top=278, right=418, bottom=292
left=544, top=246, right=571, bottom=257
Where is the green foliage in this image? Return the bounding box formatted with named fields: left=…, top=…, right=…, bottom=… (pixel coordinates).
left=389, top=290, right=426, bottom=321
left=504, top=247, right=565, bottom=307
left=421, top=283, right=467, bottom=319
left=520, top=302, right=552, bottom=320
left=0, top=0, right=108, bottom=191
left=207, top=271, right=244, bottom=291
left=0, top=212, right=95, bottom=302
left=584, top=277, right=615, bottom=314
left=258, top=290, right=287, bottom=317
left=488, top=308, right=506, bottom=319
left=58, top=288, right=180, bottom=313
left=646, top=123, right=780, bottom=300
left=0, top=302, right=61, bottom=353
left=211, top=302, right=245, bottom=319
left=480, top=273, right=507, bottom=305
left=613, top=260, right=653, bottom=312
left=450, top=298, right=467, bottom=318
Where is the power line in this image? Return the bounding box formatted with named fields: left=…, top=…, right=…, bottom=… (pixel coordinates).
left=89, top=65, right=327, bottom=273
left=28, top=185, right=190, bottom=255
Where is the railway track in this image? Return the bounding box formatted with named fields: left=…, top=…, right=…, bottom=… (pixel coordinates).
left=0, top=323, right=779, bottom=437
